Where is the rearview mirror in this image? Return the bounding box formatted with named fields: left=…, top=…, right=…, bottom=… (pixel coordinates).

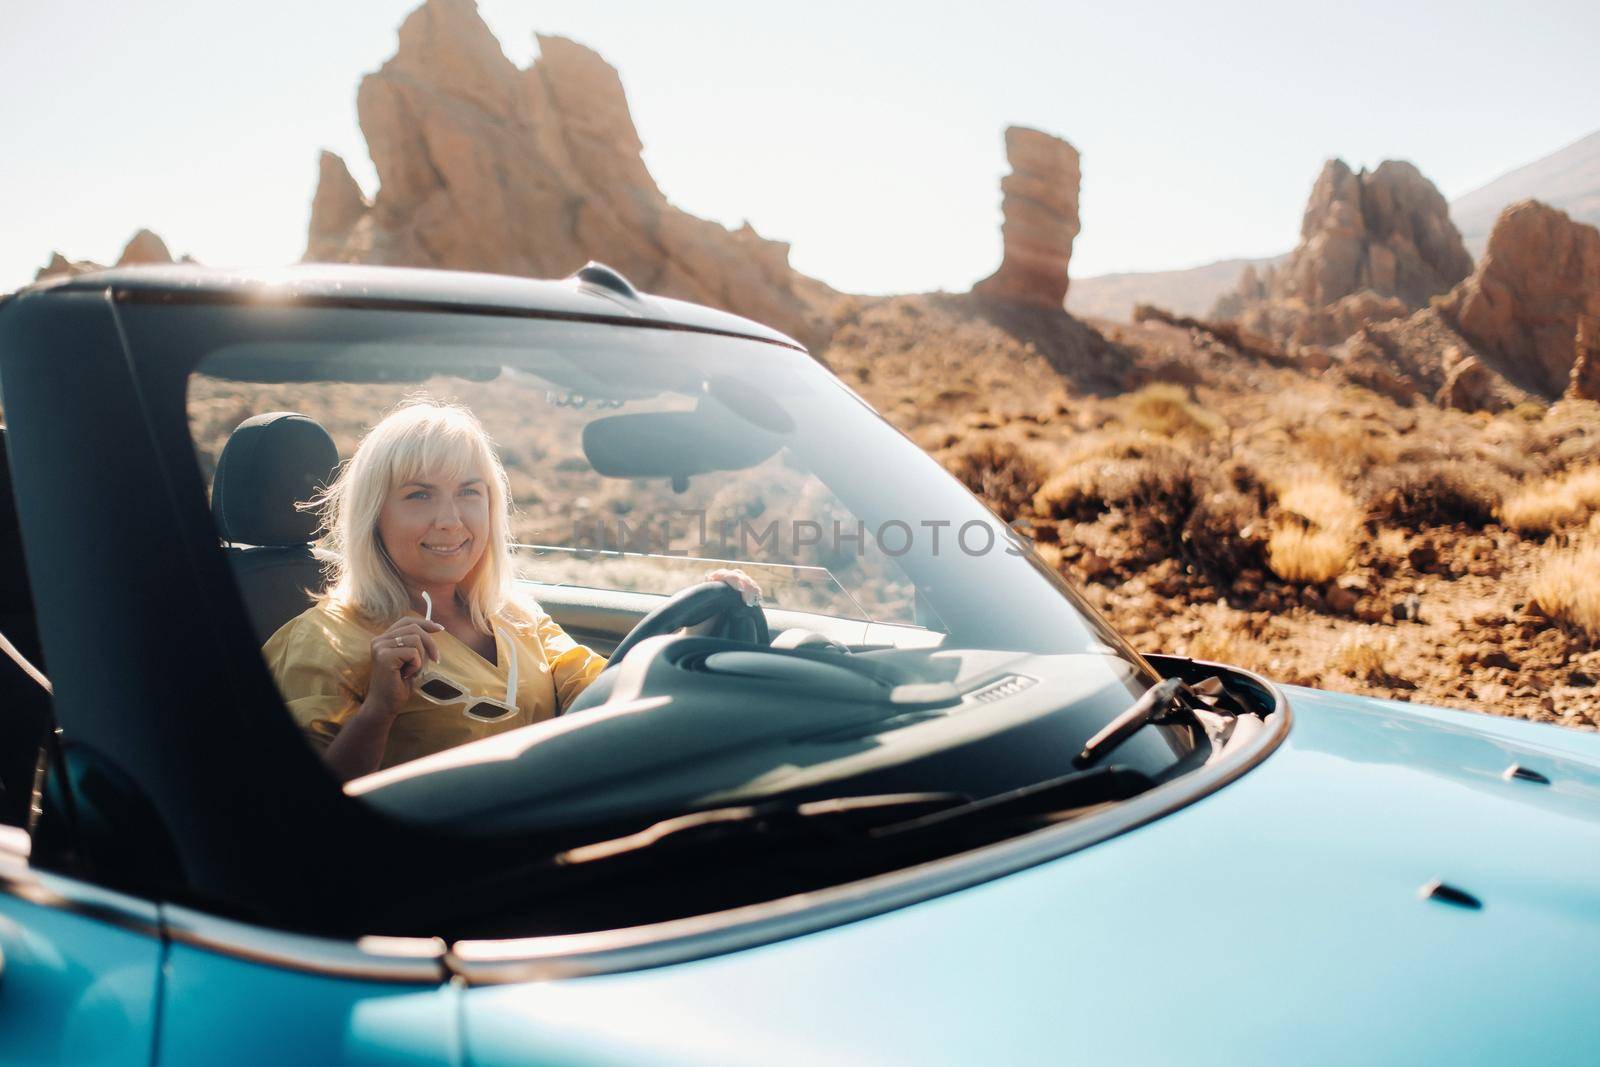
left=582, top=385, right=791, bottom=487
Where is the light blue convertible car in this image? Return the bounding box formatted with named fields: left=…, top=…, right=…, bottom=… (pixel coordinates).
left=0, top=264, right=1597, bottom=1065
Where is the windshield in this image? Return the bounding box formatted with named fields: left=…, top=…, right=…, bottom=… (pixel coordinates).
left=148, top=298, right=1207, bottom=932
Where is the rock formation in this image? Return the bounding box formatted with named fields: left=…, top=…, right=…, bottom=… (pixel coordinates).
left=972, top=127, right=1081, bottom=309
left=304, top=0, right=834, bottom=347
left=1212, top=160, right=1473, bottom=347
left=117, top=229, right=173, bottom=266
left=33, top=228, right=176, bottom=281
left=1437, top=199, right=1600, bottom=397
left=1338, top=199, right=1600, bottom=409
left=305, top=151, right=370, bottom=262
left=1570, top=314, right=1600, bottom=402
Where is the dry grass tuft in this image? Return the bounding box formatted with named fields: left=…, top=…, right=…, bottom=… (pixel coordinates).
left=1182, top=489, right=1268, bottom=576
left=1122, top=383, right=1224, bottom=438
left=943, top=437, right=1048, bottom=522
left=1528, top=539, right=1600, bottom=640
left=1330, top=631, right=1402, bottom=682
left=1500, top=466, right=1600, bottom=536
left=1267, top=472, right=1358, bottom=583
left=1267, top=527, right=1353, bottom=583
left=1277, top=474, right=1361, bottom=531
left=1365, top=461, right=1508, bottom=528
left=1296, top=421, right=1399, bottom=475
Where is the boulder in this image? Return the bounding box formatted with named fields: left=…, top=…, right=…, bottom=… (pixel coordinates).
left=1439, top=200, right=1600, bottom=397
left=972, top=126, right=1081, bottom=309
left=1437, top=352, right=1505, bottom=413
left=304, top=0, right=835, bottom=348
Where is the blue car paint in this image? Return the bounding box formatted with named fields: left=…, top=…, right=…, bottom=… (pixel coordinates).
left=0, top=894, right=159, bottom=1066
left=459, top=688, right=1600, bottom=1066
left=5, top=690, right=1597, bottom=1065
left=156, top=942, right=459, bottom=1066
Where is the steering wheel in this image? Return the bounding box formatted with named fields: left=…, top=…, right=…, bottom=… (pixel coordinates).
left=603, top=581, right=769, bottom=671
left=557, top=582, right=770, bottom=717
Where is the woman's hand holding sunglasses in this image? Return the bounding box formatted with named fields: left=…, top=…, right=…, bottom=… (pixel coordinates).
left=364, top=614, right=445, bottom=720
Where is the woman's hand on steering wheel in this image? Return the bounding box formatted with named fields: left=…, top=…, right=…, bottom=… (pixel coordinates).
left=704, top=567, right=763, bottom=607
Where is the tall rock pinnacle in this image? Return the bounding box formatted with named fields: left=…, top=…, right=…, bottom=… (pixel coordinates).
left=973, top=126, right=1081, bottom=310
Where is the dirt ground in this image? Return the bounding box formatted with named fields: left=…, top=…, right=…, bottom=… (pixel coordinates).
left=819, top=292, right=1600, bottom=731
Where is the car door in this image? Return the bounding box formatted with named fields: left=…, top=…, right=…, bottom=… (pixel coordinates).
left=0, top=823, right=162, bottom=1067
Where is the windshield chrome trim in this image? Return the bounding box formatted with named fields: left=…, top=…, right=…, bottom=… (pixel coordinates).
left=162, top=904, right=448, bottom=984
left=0, top=844, right=163, bottom=938
left=448, top=668, right=1290, bottom=985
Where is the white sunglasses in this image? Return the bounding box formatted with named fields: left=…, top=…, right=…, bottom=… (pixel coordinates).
left=413, top=592, right=520, bottom=723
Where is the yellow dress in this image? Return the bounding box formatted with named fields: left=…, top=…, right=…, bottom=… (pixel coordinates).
left=262, top=598, right=607, bottom=770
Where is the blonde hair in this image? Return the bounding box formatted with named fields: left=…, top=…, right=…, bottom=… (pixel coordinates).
left=309, top=398, right=517, bottom=633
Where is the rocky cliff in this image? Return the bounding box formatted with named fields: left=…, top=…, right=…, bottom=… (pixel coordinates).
left=304, top=0, right=835, bottom=347
left=971, top=127, right=1081, bottom=310
left=1212, top=160, right=1473, bottom=347
left=1340, top=199, right=1600, bottom=407
left=1438, top=199, right=1600, bottom=397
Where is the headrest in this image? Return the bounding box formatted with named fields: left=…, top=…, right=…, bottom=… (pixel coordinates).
left=212, top=413, right=338, bottom=547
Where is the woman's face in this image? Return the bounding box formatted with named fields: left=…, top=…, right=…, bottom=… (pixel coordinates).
left=377, top=466, right=491, bottom=591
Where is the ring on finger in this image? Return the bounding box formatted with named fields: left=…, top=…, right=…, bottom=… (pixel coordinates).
left=394, top=636, right=405, bottom=648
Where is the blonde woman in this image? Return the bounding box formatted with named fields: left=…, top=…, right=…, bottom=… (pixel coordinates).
left=263, top=399, right=758, bottom=782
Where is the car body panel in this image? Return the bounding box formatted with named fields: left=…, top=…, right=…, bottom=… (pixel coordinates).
left=157, top=943, right=458, bottom=1067
left=460, top=688, right=1600, bottom=1066
left=0, top=894, right=159, bottom=1066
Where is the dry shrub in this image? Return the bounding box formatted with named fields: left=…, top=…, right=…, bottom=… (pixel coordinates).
left=1296, top=422, right=1399, bottom=475
left=1267, top=527, right=1353, bottom=583
left=1277, top=474, right=1361, bottom=531
left=1330, top=631, right=1401, bottom=682
left=1032, top=466, right=1106, bottom=522
left=1365, top=461, right=1507, bottom=528
left=944, top=437, right=1047, bottom=522
left=1182, top=489, right=1268, bottom=576
left=1528, top=540, right=1600, bottom=640
left=1123, top=383, right=1224, bottom=438
left=1036, top=446, right=1270, bottom=579
left=1499, top=466, right=1600, bottom=536
left=1034, top=444, right=1197, bottom=524
left=1267, top=472, right=1357, bottom=583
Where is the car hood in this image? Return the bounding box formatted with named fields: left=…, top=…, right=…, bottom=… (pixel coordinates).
left=463, top=688, right=1600, bottom=1066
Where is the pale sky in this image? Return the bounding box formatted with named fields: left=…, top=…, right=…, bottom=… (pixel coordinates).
left=4, top=0, right=1597, bottom=295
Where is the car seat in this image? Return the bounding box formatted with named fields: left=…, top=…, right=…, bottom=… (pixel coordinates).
left=212, top=413, right=339, bottom=644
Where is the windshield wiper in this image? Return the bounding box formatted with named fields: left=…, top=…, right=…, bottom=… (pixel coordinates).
left=1072, top=677, right=1194, bottom=769
left=555, top=792, right=967, bottom=866
left=554, top=766, right=1156, bottom=868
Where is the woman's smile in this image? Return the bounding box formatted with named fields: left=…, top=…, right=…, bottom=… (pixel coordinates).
left=422, top=538, right=471, bottom=556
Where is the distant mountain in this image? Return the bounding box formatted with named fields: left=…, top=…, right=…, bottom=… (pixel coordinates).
left=1450, top=130, right=1600, bottom=258
left=1066, top=256, right=1276, bottom=322
left=1071, top=129, right=1600, bottom=323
